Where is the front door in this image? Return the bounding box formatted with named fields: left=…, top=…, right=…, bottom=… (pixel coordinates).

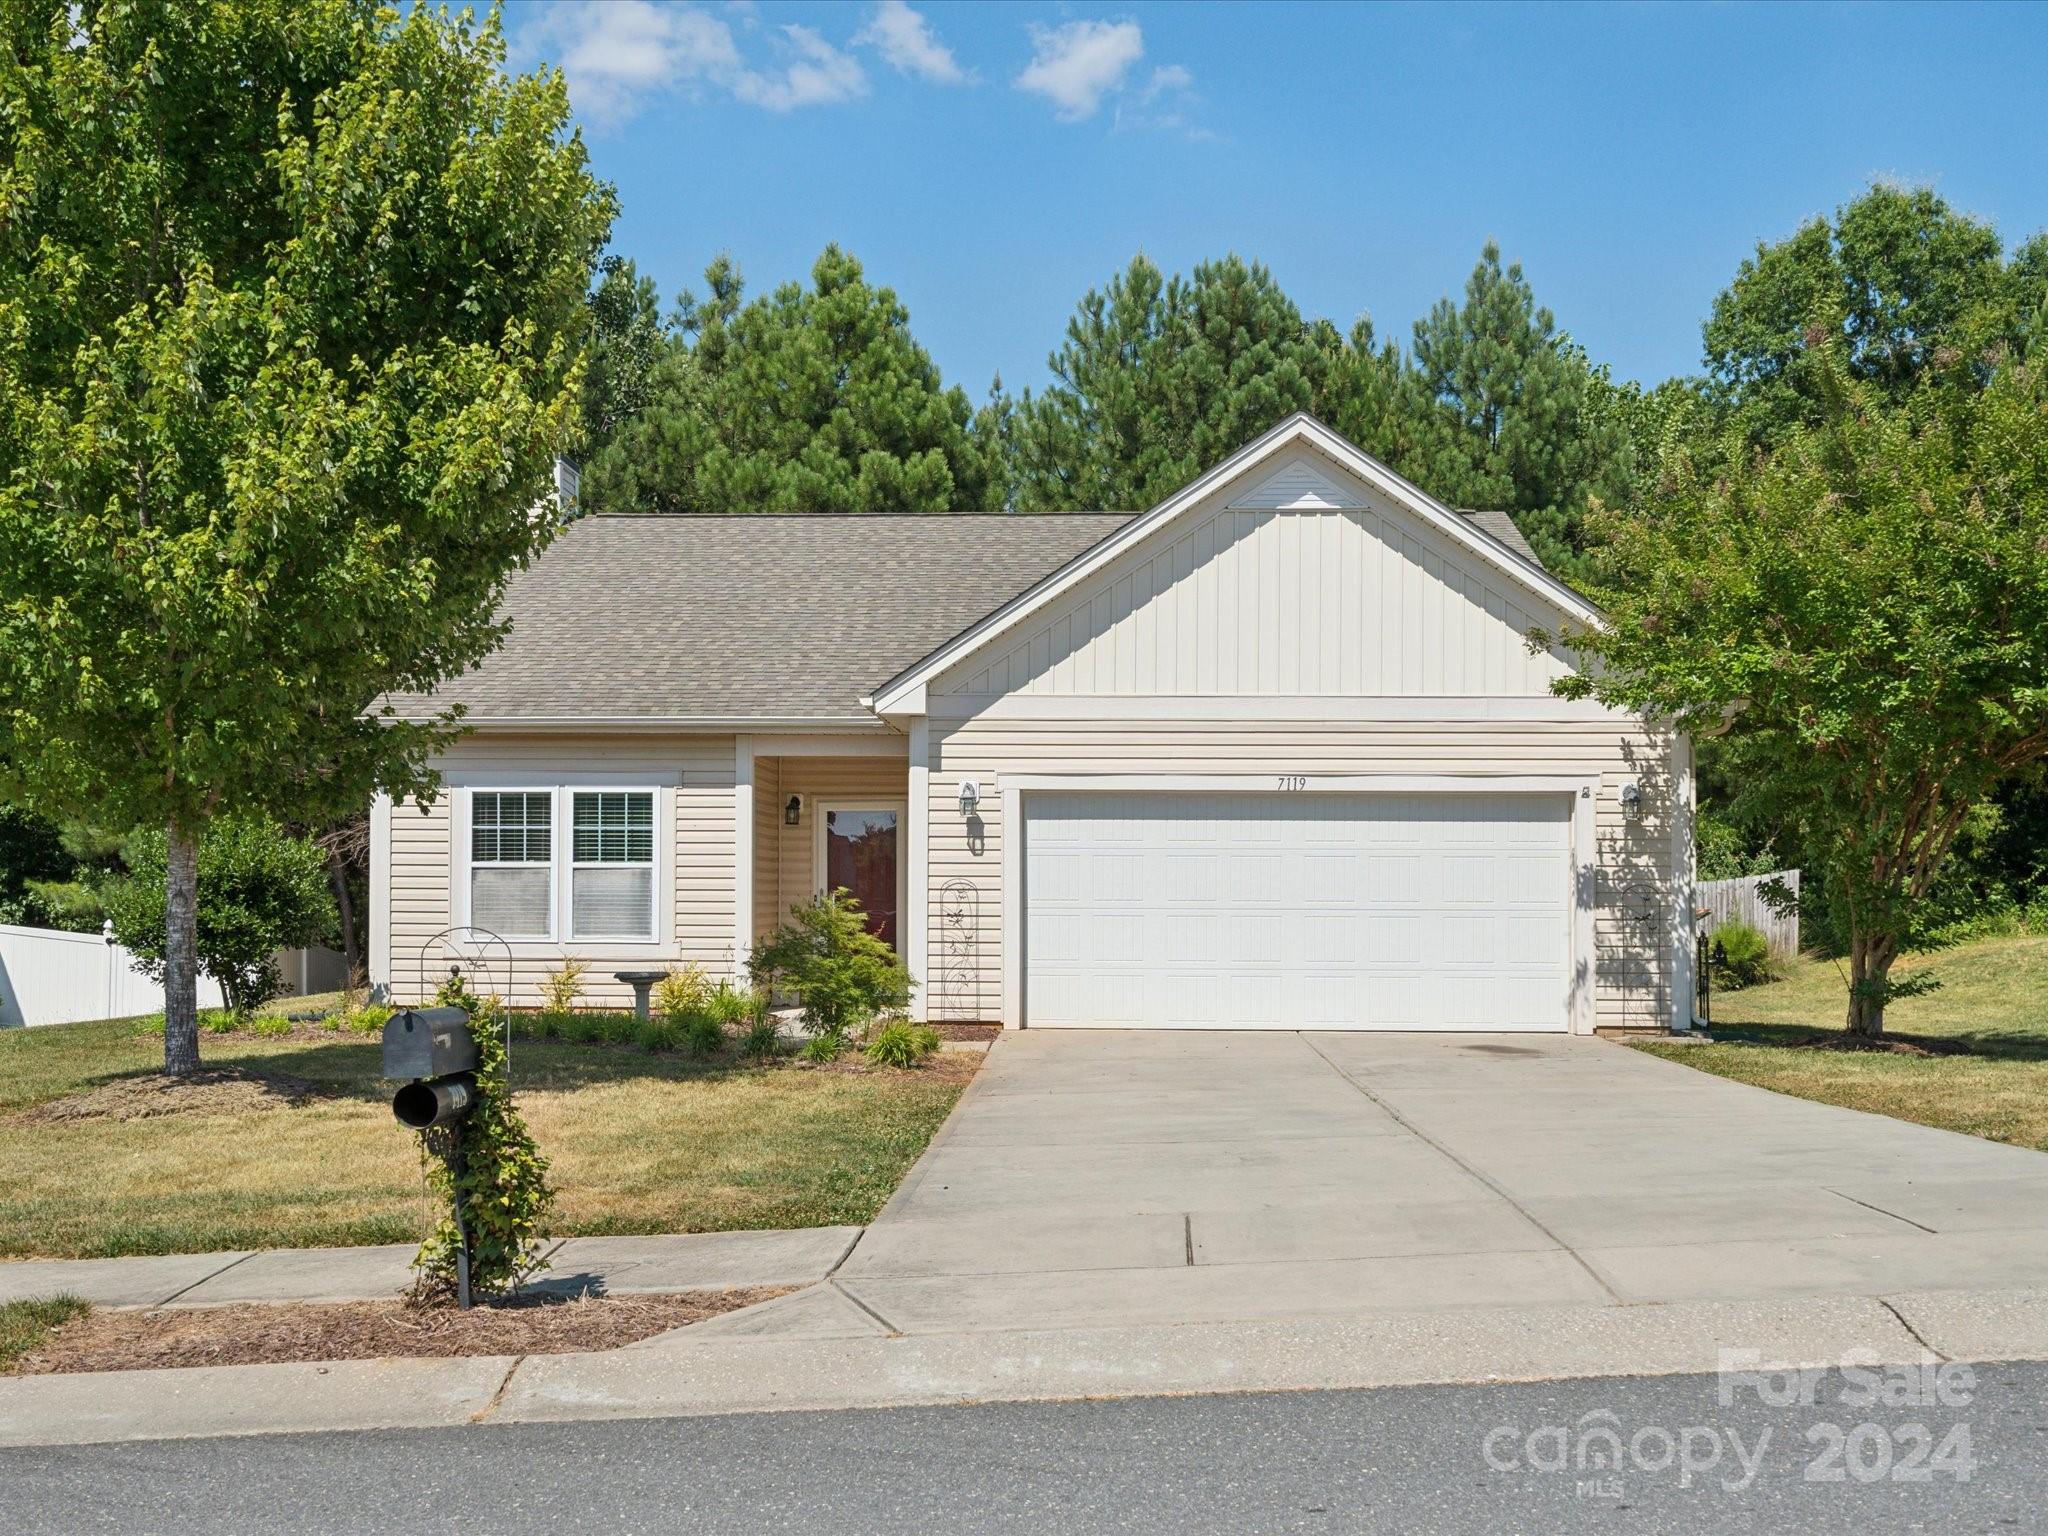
left=819, top=805, right=903, bottom=949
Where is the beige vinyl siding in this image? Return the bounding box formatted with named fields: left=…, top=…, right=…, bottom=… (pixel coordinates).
left=941, top=453, right=1574, bottom=700
left=381, top=732, right=738, bottom=1009
left=921, top=712, right=1684, bottom=1030
left=751, top=754, right=782, bottom=945
left=766, top=757, right=910, bottom=934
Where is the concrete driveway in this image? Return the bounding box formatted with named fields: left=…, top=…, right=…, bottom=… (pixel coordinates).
left=804, top=1031, right=2048, bottom=1337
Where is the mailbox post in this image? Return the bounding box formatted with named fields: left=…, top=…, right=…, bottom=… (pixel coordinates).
left=383, top=1006, right=483, bottom=1307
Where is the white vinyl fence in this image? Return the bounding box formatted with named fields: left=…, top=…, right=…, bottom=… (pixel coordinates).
left=1697, top=869, right=1802, bottom=957
left=0, top=922, right=223, bottom=1028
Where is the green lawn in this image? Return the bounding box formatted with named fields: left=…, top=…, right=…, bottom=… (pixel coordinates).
left=1634, top=932, right=2048, bottom=1151
left=0, top=1014, right=968, bottom=1260
left=0, top=1296, right=89, bottom=1370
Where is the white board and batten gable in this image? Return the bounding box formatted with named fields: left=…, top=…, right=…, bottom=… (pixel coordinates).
left=871, top=415, right=1593, bottom=716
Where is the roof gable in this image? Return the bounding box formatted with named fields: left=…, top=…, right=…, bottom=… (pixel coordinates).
left=870, top=415, right=1596, bottom=714
left=938, top=450, right=1576, bottom=700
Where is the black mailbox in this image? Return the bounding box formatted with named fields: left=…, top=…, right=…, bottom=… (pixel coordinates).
left=382, top=1007, right=480, bottom=1130
left=382, top=1007, right=480, bottom=1081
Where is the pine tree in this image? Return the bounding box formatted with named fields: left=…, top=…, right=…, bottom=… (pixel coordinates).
left=1402, top=243, right=1631, bottom=580
left=580, top=246, right=1000, bottom=514
left=1010, top=254, right=1343, bottom=511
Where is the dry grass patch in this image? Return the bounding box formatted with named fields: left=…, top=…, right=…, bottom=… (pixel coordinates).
left=5, top=1287, right=788, bottom=1375
left=1635, top=933, right=2048, bottom=1151
left=0, top=1019, right=969, bottom=1259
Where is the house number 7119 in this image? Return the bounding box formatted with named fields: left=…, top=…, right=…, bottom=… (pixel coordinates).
left=1276, top=775, right=1308, bottom=790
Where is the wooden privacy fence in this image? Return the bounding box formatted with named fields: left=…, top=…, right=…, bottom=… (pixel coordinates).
left=1697, top=869, right=1801, bottom=957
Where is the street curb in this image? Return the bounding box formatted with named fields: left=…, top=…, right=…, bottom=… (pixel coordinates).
left=8, top=1286, right=2047, bottom=1448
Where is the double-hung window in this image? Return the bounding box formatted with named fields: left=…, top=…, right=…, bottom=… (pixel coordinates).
left=466, top=788, right=658, bottom=943
left=469, top=791, right=553, bottom=939
left=570, top=791, right=656, bottom=940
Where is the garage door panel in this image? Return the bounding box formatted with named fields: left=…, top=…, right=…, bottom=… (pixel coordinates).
left=1024, top=791, right=1570, bottom=1031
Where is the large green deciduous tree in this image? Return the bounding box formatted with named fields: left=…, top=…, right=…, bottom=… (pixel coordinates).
left=581, top=245, right=1000, bottom=514
left=1548, top=345, right=2048, bottom=1038
left=579, top=254, right=669, bottom=464
left=0, top=1, right=613, bottom=1074
left=1704, top=182, right=2048, bottom=442
left=1009, top=254, right=1348, bottom=512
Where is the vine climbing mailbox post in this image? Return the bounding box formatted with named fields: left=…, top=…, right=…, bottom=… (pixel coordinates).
left=383, top=1005, right=483, bottom=1308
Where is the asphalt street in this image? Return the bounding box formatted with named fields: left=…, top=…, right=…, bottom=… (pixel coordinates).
left=9, top=1362, right=2044, bottom=1534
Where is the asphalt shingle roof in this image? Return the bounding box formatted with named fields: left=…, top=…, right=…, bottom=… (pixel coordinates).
left=390, top=506, right=1549, bottom=725
left=388, top=513, right=1135, bottom=724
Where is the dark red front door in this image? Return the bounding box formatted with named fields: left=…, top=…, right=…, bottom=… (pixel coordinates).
left=824, top=808, right=899, bottom=948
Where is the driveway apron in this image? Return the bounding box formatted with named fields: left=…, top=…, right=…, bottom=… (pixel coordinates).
left=814, top=1031, right=2048, bottom=1337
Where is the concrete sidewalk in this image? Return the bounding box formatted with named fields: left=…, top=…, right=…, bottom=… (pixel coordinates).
left=0, top=1228, right=863, bottom=1310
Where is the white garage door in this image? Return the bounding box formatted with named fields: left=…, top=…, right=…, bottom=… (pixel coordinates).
left=1023, top=791, right=1572, bottom=1031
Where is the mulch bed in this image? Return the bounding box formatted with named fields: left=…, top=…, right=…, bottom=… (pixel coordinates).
left=929, top=1022, right=1000, bottom=1041
left=798, top=1051, right=982, bottom=1084
left=1785, top=1032, right=1973, bottom=1058
left=7, top=1287, right=791, bottom=1375
left=19, top=1067, right=332, bottom=1125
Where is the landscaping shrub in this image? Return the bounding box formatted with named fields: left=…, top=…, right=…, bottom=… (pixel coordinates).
left=634, top=1016, right=683, bottom=1053
left=251, top=1016, right=293, bottom=1039
left=653, top=964, right=711, bottom=1021
left=344, top=1002, right=393, bottom=1036
left=674, top=1012, right=720, bottom=1057
left=748, top=891, right=913, bottom=1046
left=103, top=818, right=335, bottom=1017
left=864, top=1020, right=941, bottom=1068
left=739, top=1017, right=782, bottom=1060
left=798, top=1029, right=845, bottom=1063
left=131, top=1013, right=166, bottom=1037
left=1710, top=919, right=1777, bottom=990
left=202, top=1010, right=239, bottom=1035
left=705, top=980, right=756, bottom=1029
left=538, top=958, right=587, bottom=1025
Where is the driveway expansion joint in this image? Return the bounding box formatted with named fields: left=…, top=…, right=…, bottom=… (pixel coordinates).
left=1294, top=1032, right=1627, bottom=1306
left=153, top=1251, right=257, bottom=1308
left=1827, top=1188, right=1940, bottom=1234
left=829, top=1279, right=904, bottom=1337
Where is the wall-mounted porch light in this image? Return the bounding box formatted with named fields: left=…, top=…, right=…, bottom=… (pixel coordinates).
left=1619, top=782, right=1643, bottom=820
left=783, top=794, right=803, bottom=827
left=957, top=780, right=981, bottom=815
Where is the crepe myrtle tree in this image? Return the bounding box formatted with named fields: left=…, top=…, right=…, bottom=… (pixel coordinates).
left=0, top=1, right=614, bottom=1075
left=1540, top=337, right=2048, bottom=1038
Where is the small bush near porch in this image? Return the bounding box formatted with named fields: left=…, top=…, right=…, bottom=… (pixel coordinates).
left=0, top=1009, right=971, bottom=1260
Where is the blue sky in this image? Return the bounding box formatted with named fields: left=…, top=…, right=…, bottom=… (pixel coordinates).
left=508, top=0, right=2048, bottom=396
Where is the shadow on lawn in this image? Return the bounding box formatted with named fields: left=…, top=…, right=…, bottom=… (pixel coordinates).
left=1705, top=1019, right=2048, bottom=1063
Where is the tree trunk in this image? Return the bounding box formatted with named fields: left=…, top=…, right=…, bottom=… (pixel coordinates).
left=327, top=844, right=359, bottom=985
left=1844, top=933, right=1895, bottom=1039
left=162, top=821, right=201, bottom=1077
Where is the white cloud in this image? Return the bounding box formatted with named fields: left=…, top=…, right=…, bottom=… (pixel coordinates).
left=1118, top=61, right=1213, bottom=141
left=732, top=25, right=869, bottom=112
left=1139, top=64, right=1192, bottom=104
left=525, top=2, right=866, bottom=126
left=1015, top=19, right=1144, bottom=121
left=856, top=0, right=970, bottom=85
